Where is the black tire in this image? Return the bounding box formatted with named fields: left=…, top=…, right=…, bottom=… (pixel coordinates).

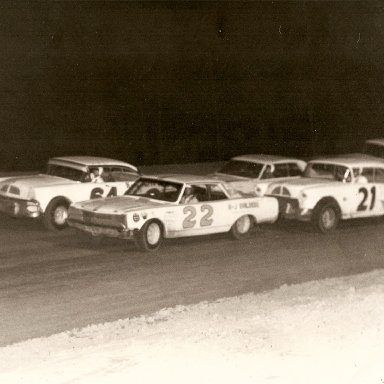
left=312, top=200, right=340, bottom=233
left=135, top=220, right=164, bottom=252
left=43, top=198, right=70, bottom=231
left=230, top=215, right=253, bottom=240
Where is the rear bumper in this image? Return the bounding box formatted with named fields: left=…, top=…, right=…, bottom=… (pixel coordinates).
left=0, top=195, right=41, bottom=218
left=68, top=219, right=135, bottom=239
left=266, top=195, right=312, bottom=221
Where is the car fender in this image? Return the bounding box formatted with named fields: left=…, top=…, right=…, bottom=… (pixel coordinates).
left=312, top=196, right=342, bottom=215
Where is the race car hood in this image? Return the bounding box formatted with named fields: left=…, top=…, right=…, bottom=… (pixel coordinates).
left=268, top=178, right=341, bottom=198
left=73, top=195, right=168, bottom=214
left=0, top=174, right=76, bottom=199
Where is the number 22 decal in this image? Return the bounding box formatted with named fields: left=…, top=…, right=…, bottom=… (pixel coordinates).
left=182, top=205, right=213, bottom=229
left=357, top=186, right=376, bottom=211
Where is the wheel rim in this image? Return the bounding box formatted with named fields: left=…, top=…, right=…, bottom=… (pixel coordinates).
left=321, top=208, right=336, bottom=229
left=53, top=206, right=68, bottom=226
left=236, top=216, right=251, bottom=234
left=146, top=222, right=161, bottom=245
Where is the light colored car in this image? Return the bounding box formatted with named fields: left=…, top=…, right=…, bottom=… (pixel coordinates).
left=68, top=174, right=279, bottom=251
left=0, top=156, right=139, bottom=230
left=363, top=138, right=384, bottom=159
left=211, top=154, right=306, bottom=196
left=266, top=156, right=384, bottom=232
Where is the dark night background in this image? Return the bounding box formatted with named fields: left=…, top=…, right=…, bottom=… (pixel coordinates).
left=0, top=0, right=383, bottom=171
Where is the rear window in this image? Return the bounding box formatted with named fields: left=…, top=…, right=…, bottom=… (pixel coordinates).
left=101, top=167, right=138, bottom=182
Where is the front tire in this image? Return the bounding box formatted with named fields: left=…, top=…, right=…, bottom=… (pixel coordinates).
left=43, top=198, right=70, bottom=231
left=135, top=220, right=164, bottom=252
left=230, top=215, right=253, bottom=240
left=312, top=201, right=340, bottom=233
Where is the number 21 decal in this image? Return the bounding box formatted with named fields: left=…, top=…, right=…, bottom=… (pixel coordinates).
left=357, top=186, right=376, bottom=211
left=182, top=205, right=213, bottom=229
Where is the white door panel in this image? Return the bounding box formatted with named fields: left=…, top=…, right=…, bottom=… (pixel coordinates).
left=171, top=201, right=232, bottom=237
left=352, top=183, right=382, bottom=217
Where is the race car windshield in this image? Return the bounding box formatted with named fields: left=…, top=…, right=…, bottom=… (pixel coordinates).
left=304, top=163, right=352, bottom=182
left=217, top=160, right=264, bottom=178
left=46, top=164, right=87, bottom=182
left=125, top=178, right=183, bottom=202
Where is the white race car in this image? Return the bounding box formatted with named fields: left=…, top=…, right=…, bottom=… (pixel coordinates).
left=266, top=156, right=384, bottom=232
left=0, top=156, right=139, bottom=230
left=68, top=174, right=279, bottom=251
left=211, top=154, right=306, bottom=196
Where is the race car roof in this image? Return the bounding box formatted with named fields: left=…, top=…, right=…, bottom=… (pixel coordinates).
left=365, top=138, right=384, bottom=146
left=49, top=156, right=138, bottom=172
left=309, top=156, right=384, bottom=168
left=231, top=154, right=305, bottom=164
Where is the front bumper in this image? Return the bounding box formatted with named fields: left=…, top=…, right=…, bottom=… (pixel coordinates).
left=68, top=219, right=135, bottom=239
left=0, top=195, right=41, bottom=218
left=266, top=195, right=312, bottom=221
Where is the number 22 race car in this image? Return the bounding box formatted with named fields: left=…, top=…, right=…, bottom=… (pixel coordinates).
left=68, top=174, right=279, bottom=251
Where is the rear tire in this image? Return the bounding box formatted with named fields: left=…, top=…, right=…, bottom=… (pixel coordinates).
left=312, top=201, right=340, bottom=233
left=43, top=198, right=70, bottom=231
left=135, top=220, right=163, bottom=252
left=230, top=215, right=253, bottom=240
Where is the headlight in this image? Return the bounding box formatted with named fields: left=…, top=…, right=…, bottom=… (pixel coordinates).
left=133, top=213, right=140, bottom=222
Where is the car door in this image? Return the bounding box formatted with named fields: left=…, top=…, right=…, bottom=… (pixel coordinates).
left=351, top=168, right=383, bottom=218
left=172, top=183, right=232, bottom=237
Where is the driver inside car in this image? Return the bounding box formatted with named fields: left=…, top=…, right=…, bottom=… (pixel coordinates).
left=180, top=186, right=199, bottom=204
left=90, top=167, right=104, bottom=183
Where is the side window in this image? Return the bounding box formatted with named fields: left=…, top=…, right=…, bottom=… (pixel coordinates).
left=122, top=167, right=138, bottom=174
left=101, top=167, right=114, bottom=182
left=180, top=184, right=208, bottom=204
left=273, top=164, right=289, bottom=178
left=109, top=166, right=137, bottom=182
left=288, top=163, right=302, bottom=177
left=374, top=168, right=384, bottom=183
left=208, top=184, right=227, bottom=201
left=361, top=168, right=375, bottom=183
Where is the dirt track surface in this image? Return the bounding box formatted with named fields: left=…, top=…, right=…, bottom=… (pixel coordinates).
left=1, top=163, right=384, bottom=346
left=1, top=212, right=384, bottom=347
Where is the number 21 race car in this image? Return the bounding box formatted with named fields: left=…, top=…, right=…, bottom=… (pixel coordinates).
left=0, top=156, right=139, bottom=230
left=68, top=174, right=279, bottom=251
left=266, top=156, right=384, bottom=232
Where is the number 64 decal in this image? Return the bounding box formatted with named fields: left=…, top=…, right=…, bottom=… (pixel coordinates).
left=183, top=205, right=213, bottom=229
left=90, top=186, right=117, bottom=199
left=357, top=186, right=376, bottom=211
